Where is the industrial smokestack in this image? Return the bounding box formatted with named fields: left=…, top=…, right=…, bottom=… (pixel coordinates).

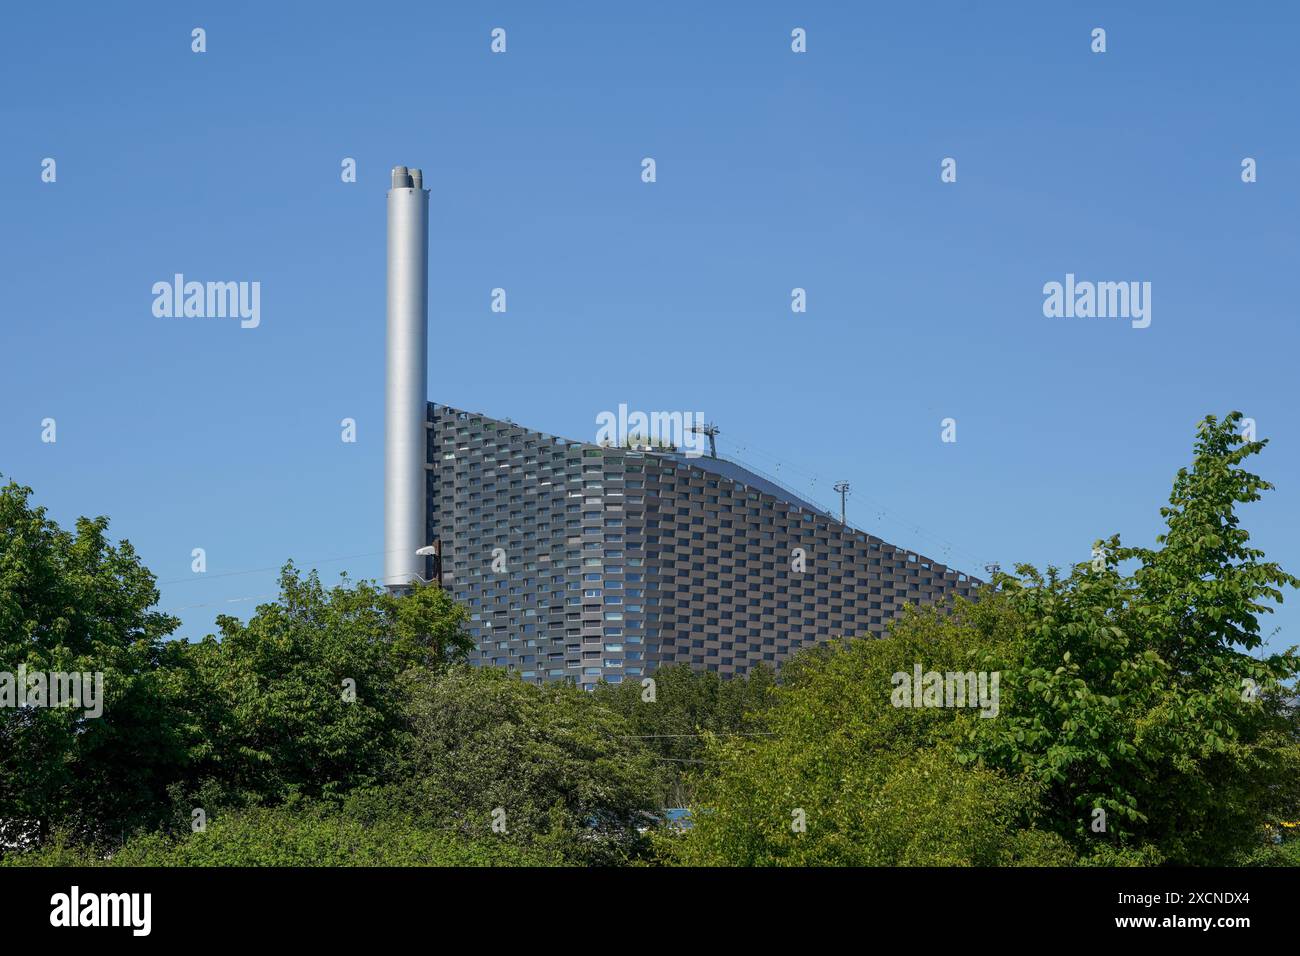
left=384, top=165, right=429, bottom=589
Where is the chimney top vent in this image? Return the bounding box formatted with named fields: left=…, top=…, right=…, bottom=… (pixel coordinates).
left=391, top=165, right=423, bottom=190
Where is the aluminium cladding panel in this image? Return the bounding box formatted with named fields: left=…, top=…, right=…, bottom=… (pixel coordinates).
left=426, top=404, right=981, bottom=684
left=426, top=405, right=640, bottom=686
left=384, top=179, right=430, bottom=588
left=648, top=456, right=981, bottom=676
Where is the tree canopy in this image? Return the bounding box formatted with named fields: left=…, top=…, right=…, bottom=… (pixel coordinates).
left=665, top=413, right=1300, bottom=866
left=3, top=412, right=1298, bottom=867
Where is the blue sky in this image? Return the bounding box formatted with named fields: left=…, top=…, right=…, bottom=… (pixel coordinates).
left=2, top=1, right=1297, bottom=652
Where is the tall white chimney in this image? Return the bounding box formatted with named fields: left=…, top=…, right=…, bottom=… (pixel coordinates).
left=384, top=165, right=429, bottom=589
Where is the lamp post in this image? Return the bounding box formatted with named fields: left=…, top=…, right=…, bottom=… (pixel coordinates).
left=402, top=543, right=441, bottom=587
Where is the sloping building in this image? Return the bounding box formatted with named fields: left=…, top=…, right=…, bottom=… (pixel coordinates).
left=425, top=402, right=981, bottom=689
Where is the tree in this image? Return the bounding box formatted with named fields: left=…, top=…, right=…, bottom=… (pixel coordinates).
left=172, top=566, right=473, bottom=809
left=593, top=663, right=776, bottom=806
left=662, top=599, right=1071, bottom=865
left=972, top=412, right=1300, bottom=864
left=370, top=665, right=665, bottom=864
left=0, top=478, right=186, bottom=845
left=667, top=413, right=1300, bottom=866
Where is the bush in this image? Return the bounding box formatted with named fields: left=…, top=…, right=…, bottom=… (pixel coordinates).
left=376, top=666, right=665, bottom=865
left=3, top=805, right=557, bottom=867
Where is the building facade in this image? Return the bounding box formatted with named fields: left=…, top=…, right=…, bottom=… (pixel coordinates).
left=427, top=402, right=981, bottom=689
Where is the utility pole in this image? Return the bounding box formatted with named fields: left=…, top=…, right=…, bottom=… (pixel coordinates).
left=833, top=481, right=851, bottom=525
left=690, top=422, right=720, bottom=458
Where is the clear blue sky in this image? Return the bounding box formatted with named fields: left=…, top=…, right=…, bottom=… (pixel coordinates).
left=2, top=1, right=1297, bottom=653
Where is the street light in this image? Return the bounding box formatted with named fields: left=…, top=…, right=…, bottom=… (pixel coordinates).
left=392, top=544, right=440, bottom=587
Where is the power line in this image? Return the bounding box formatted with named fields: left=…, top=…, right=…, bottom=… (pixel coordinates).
left=156, top=548, right=394, bottom=586
left=158, top=592, right=280, bottom=613
left=731, top=444, right=988, bottom=567
left=723, top=429, right=994, bottom=572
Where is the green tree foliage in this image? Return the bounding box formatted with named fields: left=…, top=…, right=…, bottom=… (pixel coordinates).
left=972, top=412, right=1300, bottom=864
left=1237, top=827, right=1300, bottom=867
left=593, top=663, right=776, bottom=805
left=1, top=479, right=664, bottom=864
left=667, top=413, right=1300, bottom=866
left=3, top=804, right=554, bottom=867
left=663, top=599, right=1072, bottom=866
left=6, top=412, right=1297, bottom=867
left=364, top=666, right=665, bottom=865
left=0, top=478, right=185, bottom=844
left=171, top=567, right=473, bottom=809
